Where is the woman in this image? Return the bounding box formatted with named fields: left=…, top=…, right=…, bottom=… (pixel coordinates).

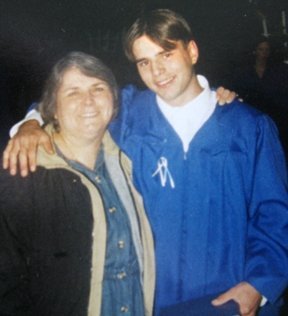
left=0, top=52, right=155, bottom=315
left=232, top=37, right=274, bottom=112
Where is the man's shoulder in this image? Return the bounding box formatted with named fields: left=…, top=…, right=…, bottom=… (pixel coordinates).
left=215, top=99, right=279, bottom=138
left=121, top=84, right=155, bottom=108
left=121, top=84, right=152, bottom=96
left=117, top=85, right=157, bottom=130
left=219, top=99, right=271, bottom=123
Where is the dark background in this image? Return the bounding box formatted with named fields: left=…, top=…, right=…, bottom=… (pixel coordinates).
left=1, top=1, right=287, bottom=106
left=0, top=0, right=288, bottom=311
left=0, top=0, right=287, bottom=146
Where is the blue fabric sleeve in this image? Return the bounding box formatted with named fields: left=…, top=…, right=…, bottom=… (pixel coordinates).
left=28, top=102, right=38, bottom=112
left=109, top=85, right=138, bottom=152
left=244, top=115, right=288, bottom=303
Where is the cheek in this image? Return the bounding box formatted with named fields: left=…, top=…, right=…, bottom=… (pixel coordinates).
left=137, top=67, right=151, bottom=83
left=170, top=58, right=186, bottom=70
left=54, top=106, right=63, bottom=120
left=101, top=99, right=114, bottom=118
left=102, top=105, right=112, bottom=117
left=55, top=103, right=75, bottom=122
left=107, top=105, right=114, bottom=119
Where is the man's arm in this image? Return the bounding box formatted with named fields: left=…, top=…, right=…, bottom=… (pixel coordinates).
left=3, top=108, right=53, bottom=177
left=9, top=108, right=44, bottom=137
left=3, top=87, right=237, bottom=177
left=215, top=86, right=237, bottom=105
left=212, top=282, right=261, bottom=316
left=214, top=115, right=288, bottom=316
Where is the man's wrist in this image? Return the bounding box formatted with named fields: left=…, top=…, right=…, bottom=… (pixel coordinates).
left=10, top=109, right=43, bottom=137
left=19, top=119, right=42, bottom=130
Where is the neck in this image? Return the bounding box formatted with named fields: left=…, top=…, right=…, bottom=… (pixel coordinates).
left=179, top=74, right=204, bottom=107
left=191, top=76, right=204, bottom=99
left=255, top=59, right=267, bottom=78
left=255, top=58, right=267, bottom=67
left=167, top=74, right=204, bottom=107
left=53, top=132, right=103, bottom=169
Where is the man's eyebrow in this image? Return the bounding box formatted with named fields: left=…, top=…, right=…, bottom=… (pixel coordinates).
left=134, top=57, right=147, bottom=64
left=158, top=49, right=173, bottom=55
left=134, top=49, right=172, bottom=64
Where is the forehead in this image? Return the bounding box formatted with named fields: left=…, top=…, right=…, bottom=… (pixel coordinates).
left=59, top=67, right=106, bottom=89
left=132, top=35, right=163, bottom=57
left=132, top=35, right=176, bottom=58
left=257, top=42, right=270, bottom=49
left=132, top=35, right=186, bottom=61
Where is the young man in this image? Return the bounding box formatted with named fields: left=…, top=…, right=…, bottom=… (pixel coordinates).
left=3, top=9, right=288, bottom=316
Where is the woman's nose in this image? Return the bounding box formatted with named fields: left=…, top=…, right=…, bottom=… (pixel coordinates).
left=83, top=92, right=93, bottom=106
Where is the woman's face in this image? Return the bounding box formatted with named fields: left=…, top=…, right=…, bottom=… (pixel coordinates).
left=55, top=67, right=114, bottom=141
left=255, top=41, right=270, bottom=61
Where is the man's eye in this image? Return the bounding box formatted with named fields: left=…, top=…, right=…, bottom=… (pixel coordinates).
left=138, top=60, right=149, bottom=68
left=163, top=52, right=172, bottom=59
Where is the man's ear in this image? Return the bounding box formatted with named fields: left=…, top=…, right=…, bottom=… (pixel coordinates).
left=187, top=40, right=199, bottom=65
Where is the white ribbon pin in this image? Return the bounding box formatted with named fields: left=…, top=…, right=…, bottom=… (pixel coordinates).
left=152, top=157, right=175, bottom=189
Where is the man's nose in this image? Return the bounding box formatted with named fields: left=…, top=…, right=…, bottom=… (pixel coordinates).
left=151, top=60, right=164, bottom=77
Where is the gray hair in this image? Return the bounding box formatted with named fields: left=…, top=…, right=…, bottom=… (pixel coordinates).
left=39, top=51, right=118, bottom=130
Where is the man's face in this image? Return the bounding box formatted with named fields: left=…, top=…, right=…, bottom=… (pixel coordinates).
left=132, top=35, right=198, bottom=107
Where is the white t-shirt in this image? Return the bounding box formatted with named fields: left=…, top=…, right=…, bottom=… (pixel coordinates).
left=157, top=75, right=217, bottom=152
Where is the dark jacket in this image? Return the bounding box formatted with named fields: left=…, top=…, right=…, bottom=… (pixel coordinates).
left=0, top=130, right=155, bottom=316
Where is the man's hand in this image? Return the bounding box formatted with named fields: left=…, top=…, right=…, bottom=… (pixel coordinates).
left=2, top=120, right=54, bottom=177
left=212, top=282, right=262, bottom=316
left=216, top=87, right=237, bottom=105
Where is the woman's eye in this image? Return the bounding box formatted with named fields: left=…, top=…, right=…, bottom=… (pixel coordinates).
left=92, top=86, right=105, bottom=93
left=67, top=91, right=79, bottom=97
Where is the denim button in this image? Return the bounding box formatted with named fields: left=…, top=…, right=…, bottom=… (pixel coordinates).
left=95, top=175, right=101, bottom=183
left=109, top=206, right=116, bottom=213
left=120, top=306, right=129, bottom=313
left=117, top=271, right=127, bottom=279
left=118, top=240, right=125, bottom=248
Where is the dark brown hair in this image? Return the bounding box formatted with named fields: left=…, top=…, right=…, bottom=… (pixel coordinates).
left=124, top=9, right=194, bottom=62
